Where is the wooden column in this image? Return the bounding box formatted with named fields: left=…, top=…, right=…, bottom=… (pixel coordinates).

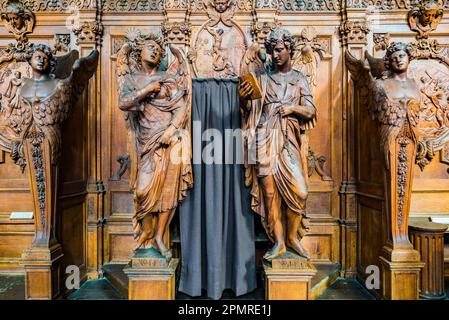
left=409, top=221, right=447, bottom=300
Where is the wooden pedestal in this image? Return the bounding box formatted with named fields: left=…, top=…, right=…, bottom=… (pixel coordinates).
left=409, top=221, right=447, bottom=300
left=263, top=250, right=317, bottom=300
left=379, top=255, right=424, bottom=300
left=22, top=243, right=64, bottom=300
left=124, top=248, right=179, bottom=300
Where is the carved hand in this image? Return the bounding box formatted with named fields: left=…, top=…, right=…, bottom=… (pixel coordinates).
left=279, top=105, right=297, bottom=117
left=146, top=81, right=162, bottom=96
left=158, top=125, right=177, bottom=147
left=239, top=80, right=254, bottom=100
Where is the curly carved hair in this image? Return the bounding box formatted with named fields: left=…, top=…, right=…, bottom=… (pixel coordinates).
left=384, top=42, right=415, bottom=71
left=26, top=43, right=57, bottom=74
left=265, top=28, right=297, bottom=58
left=131, top=33, right=166, bottom=70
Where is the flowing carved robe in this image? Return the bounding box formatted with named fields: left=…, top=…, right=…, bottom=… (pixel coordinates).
left=243, top=69, right=317, bottom=223
left=119, top=72, right=193, bottom=234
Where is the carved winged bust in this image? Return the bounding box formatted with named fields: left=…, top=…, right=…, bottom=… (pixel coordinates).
left=117, top=30, right=193, bottom=260
left=0, top=0, right=35, bottom=41
left=408, top=0, right=444, bottom=39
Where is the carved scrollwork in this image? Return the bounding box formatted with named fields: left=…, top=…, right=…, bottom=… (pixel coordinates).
left=307, top=147, right=332, bottom=181
left=110, top=154, right=131, bottom=181
left=279, top=0, right=340, bottom=11
left=251, top=21, right=281, bottom=45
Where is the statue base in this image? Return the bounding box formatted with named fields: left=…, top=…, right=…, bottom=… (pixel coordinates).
left=124, top=248, right=179, bottom=300
left=21, top=243, right=64, bottom=300
left=263, top=249, right=317, bottom=300
left=379, top=255, right=424, bottom=300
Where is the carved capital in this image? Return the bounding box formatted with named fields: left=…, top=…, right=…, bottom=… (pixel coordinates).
left=72, top=20, right=103, bottom=46
left=251, top=21, right=281, bottom=44
left=162, top=21, right=191, bottom=46
left=340, top=20, right=370, bottom=45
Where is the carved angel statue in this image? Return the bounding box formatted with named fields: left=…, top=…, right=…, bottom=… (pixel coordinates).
left=346, top=42, right=423, bottom=256
left=239, top=28, right=317, bottom=260
left=7, top=44, right=99, bottom=246
left=117, top=32, right=193, bottom=260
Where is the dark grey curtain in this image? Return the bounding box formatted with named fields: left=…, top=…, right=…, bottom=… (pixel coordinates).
left=178, top=78, right=256, bottom=300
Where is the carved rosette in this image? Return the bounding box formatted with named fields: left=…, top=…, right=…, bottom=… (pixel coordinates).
left=162, top=21, right=191, bottom=46
left=72, top=21, right=104, bottom=46
left=340, top=20, right=370, bottom=45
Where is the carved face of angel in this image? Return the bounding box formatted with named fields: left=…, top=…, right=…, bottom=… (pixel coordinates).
left=389, top=50, right=409, bottom=74
left=30, top=50, right=50, bottom=74
left=141, top=40, right=162, bottom=67
left=214, top=0, right=229, bottom=13
left=6, top=12, right=25, bottom=31
left=419, top=9, right=440, bottom=27
left=272, top=42, right=291, bottom=68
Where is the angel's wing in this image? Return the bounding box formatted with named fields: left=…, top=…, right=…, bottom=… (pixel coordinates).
left=166, top=44, right=191, bottom=93
left=66, top=49, right=99, bottom=99
left=345, top=50, right=377, bottom=117
left=240, top=43, right=267, bottom=76
left=365, top=51, right=387, bottom=79
left=54, top=50, right=79, bottom=79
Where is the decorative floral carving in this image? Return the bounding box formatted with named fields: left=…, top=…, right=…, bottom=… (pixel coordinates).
left=279, top=0, right=340, bottom=11
left=374, top=33, right=391, bottom=51
left=53, top=34, right=71, bottom=55
left=408, top=0, right=444, bottom=39
left=397, top=125, right=413, bottom=229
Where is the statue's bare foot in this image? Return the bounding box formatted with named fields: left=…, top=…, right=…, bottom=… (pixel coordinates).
left=134, top=232, right=150, bottom=251
left=155, top=238, right=172, bottom=261
left=263, top=242, right=286, bottom=261
left=287, top=239, right=311, bottom=260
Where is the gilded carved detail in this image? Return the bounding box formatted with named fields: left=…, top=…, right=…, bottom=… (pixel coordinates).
left=0, top=0, right=35, bottom=43
left=408, top=0, right=444, bottom=39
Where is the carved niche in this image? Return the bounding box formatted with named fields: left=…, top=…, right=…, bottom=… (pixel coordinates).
left=190, top=0, right=248, bottom=78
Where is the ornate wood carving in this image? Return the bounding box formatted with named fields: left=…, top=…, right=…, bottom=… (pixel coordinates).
left=161, top=21, right=191, bottom=46
left=278, top=0, right=340, bottom=11
left=374, top=33, right=391, bottom=51
left=240, top=28, right=317, bottom=260
left=408, top=0, right=444, bottom=39
left=340, top=20, right=370, bottom=45
left=116, top=29, right=193, bottom=260
left=0, top=0, right=35, bottom=43
left=293, top=26, right=331, bottom=90
left=53, top=34, right=71, bottom=55
left=190, top=0, right=248, bottom=78
left=110, top=154, right=130, bottom=181
left=72, top=20, right=103, bottom=46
